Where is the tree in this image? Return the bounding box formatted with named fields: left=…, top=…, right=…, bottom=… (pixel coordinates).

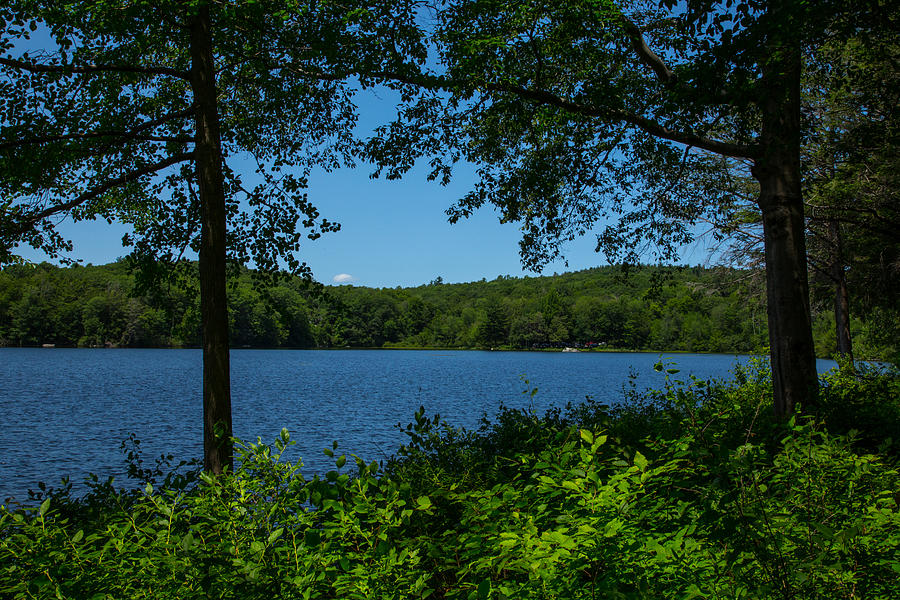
left=803, top=27, right=900, bottom=364
left=368, top=0, right=890, bottom=416
left=0, top=1, right=423, bottom=471
left=476, top=296, right=509, bottom=347
left=509, top=312, right=548, bottom=348
left=711, top=19, right=900, bottom=365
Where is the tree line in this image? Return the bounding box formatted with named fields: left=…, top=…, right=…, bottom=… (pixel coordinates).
left=1, top=261, right=895, bottom=360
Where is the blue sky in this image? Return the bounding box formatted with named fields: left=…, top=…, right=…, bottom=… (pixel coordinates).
left=18, top=163, right=715, bottom=289
left=17, top=157, right=636, bottom=288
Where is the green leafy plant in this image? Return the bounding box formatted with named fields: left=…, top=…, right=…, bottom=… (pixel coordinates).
left=2, top=365, right=898, bottom=598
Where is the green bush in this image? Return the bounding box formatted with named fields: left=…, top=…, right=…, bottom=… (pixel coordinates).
left=2, top=366, right=899, bottom=599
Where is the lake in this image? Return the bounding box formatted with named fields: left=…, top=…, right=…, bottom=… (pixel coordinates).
left=0, top=348, right=838, bottom=503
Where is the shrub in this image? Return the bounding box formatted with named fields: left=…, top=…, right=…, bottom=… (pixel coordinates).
left=2, top=365, right=898, bottom=599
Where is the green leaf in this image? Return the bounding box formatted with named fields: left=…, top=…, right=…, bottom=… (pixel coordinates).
left=633, top=451, right=648, bottom=470
left=603, top=519, right=623, bottom=537
left=267, top=527, right=284, bottom=545
left=579, top=429, right=594, bottom=444
left=684, top=583, right=705, bottom=598
left=181, top=531, right=194, bottom=551
left=304, top=530, right=321, bottom=546
left=417, top=496, right=432, bottom=509
left=39, top=498, right=50, bottom=516
left=477, top=578, right=491, bottom=599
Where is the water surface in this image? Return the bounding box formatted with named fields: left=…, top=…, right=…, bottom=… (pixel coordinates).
left=0, top=348, right=836, bottom=502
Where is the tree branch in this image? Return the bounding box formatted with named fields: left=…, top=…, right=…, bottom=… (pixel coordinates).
left=9, top=152, right=194, bottom=237
left=621, top=18, right=676, bottom=85
left=0, top=132, right=193, bottom=150
left=364, top=68, right=757, bottom=159
left=0, top=56, right=190, bottom=80
left=807, top=257, right=837, bottom=282
left=620, top=18, right=738, bottom=105
left=486, top=82, right=757, bottom=159
left=806, top=210, right=900, bottom=241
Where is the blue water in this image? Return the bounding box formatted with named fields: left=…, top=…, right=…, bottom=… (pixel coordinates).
left=0, top=348, right=837, bottom=502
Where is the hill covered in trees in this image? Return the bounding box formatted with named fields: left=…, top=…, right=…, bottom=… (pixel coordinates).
left=0, top=261, right=893, bottom=360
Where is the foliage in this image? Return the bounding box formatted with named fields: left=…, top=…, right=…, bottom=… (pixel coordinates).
left=709, top=15, right=900, bottom=362
left=1, top=0, right=430, bottom=470
left=370, top=0, right=900, bottom=415
left=0, top=0, right=424, bottom=270
left=803, top=25, right=900, bottom=362
left=372, top=0, right=784, bottom=264
left=4, top=261, right=897, bottom=360
left=2, top=365, right=899, bottom=599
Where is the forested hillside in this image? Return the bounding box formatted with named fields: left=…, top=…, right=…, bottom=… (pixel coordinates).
left=0, top=261, right=892, bottom=359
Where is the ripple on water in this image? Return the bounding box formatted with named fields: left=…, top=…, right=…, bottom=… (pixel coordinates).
left=1, top=348, right=836, bottom=502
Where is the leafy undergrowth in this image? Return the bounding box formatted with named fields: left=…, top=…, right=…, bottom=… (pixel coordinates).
left=2, top=363, right=899, bottom=599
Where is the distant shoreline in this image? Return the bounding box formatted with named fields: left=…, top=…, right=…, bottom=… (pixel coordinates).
left=2, top=345, right=855, bottom=361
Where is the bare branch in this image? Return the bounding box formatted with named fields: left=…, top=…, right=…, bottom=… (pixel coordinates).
left=807, top=257, right=837, bottom=282
left=0, top=56, right=190, bottom=80
left=807, top=211, right=900, bottom=241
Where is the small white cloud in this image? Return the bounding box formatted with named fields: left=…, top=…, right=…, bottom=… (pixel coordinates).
left=332, top=273, right=356, bottom=284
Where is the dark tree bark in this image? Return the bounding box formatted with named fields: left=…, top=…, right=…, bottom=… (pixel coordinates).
left=828, top=220, right=854, bottom=362
left=753, top=35, right=818, bottom=417
left=189, top=5, right=233, bottom=474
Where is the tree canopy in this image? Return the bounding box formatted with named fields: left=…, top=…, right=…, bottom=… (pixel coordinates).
left=710, top=21, right=900, bottom=363
left=6, top=261, right=898, bottom=361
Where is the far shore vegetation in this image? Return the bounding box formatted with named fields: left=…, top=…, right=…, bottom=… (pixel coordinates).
left=2, top=261, right=896, bottom=362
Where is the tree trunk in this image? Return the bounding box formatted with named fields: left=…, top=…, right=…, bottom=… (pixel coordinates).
left=189, top=5, right=233, bottom=474
left=829, top=220, right=854, bottom=363
left=753, top=30, right=818, bottom=418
